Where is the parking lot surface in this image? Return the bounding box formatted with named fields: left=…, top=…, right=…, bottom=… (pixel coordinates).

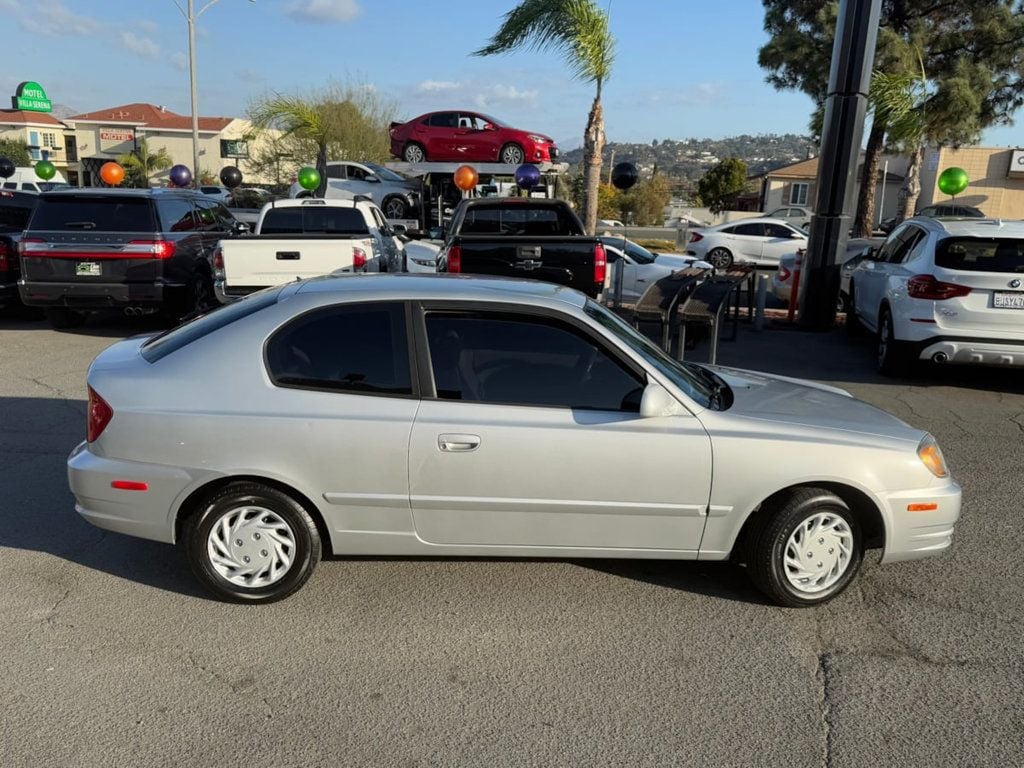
left=2, top=313, right=1022, bottom=767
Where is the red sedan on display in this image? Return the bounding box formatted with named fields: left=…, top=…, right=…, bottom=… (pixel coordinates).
left=389, top=110, right=559, bottom=165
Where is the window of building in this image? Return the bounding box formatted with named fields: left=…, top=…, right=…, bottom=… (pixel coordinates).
left=266, top=303, right=412, bottom=396
left=424, top=312, right=644, bottom=412
left=790, top=183, right=809, bottom=206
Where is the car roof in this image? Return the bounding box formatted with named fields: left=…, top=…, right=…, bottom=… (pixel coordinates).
left=40, top=187, right=203, bottom=198
left=711, top=217, right=797, bottom=229
left=263, top=198, right=363, bottom=210
left=913, top=218, right=1024, bottom=238
left=295, top=273, right=589, bottom=309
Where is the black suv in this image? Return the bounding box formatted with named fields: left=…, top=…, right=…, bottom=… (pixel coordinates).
left=19, top=188, right=245, bottom=328
left=0, top=190, right=38, bottom=310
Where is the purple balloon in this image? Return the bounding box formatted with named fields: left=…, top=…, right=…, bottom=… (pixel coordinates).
left=515, top=164, right=541, bottom=190
left=169, top=164, right=193, bottom=187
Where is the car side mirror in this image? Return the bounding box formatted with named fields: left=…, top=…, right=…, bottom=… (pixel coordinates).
left=428, top=226, right=444, bottom=240
left=640, top=381, right=679, bottom=418
left=403, top=228, right=427, bottom=240
left=233, top=221, right=250, bottom=234
left=392, top=224, right=407, bottom=235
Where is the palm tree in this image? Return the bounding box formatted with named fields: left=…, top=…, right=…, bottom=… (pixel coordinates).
left=474, top=0, right=615, bottom=235
left=117, top=138, right=171, bottom=188
left=250, top=95, right=332, bottom=197
left=870, top=66, right=928, bottom=224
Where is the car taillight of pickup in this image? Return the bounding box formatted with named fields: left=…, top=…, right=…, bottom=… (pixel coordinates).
left=437, top=198, right=605, bottom=298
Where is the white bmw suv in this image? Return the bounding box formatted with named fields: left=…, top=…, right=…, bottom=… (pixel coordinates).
left=847, top=217, right=1024, bottom=375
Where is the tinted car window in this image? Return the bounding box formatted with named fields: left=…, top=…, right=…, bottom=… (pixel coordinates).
left=764, top=223, right=796, bottom=238
left=0, top=198, right=35, bottom=232
left=936, top=238, right=1024, bottom=273
left=326, top=165, right=345, bottom=179
left=267, top=303, right=411, bottom=395
left=157, top=198, right=198, bottom=232
left=141, top=287, right=282, bottom=363
left=29, top=195, right=158, bottom=232
left=459, top=204, right=583, bottom=236
left=733, top=223, right=765, bottom=237
left=425, top=312, right=644, bottom=411
left=887, top=227, right=925, bottom=263
left=428, top=113, right=458, bottom=128
left=259, top=207, right=370, bottom=235
left=196, top=199, right=235, bottom=231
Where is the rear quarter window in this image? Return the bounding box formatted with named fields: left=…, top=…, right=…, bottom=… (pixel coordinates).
left=935, top=238, right=1024, bottom=273
left=458, top=204, right=583, bottom=236
left=259, top=207, right=370, bottom=235
left=29, top=196, right=157, bottom=232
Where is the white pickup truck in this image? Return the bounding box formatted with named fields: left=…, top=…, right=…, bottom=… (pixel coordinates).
left=213, top=197, right=406, bottom=303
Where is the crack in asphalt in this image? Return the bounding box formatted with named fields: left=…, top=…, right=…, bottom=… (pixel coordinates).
left=816, top=650, right=836, bottom=768
left=186, top=654, right=275, bottom=719
left=1010, top=413, right=1024, bottom=434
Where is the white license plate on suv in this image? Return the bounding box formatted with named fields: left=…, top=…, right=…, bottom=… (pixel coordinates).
left=993, top=291, right=1024, bottom=309
left=76, top=261, right=101, bottom=276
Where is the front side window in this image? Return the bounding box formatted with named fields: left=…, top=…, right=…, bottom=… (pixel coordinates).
left=425, top=311, right=644, bottom=412
left=764, top=223, right=796, bottom=239
left=733, top=223, right=765, bottom=237
left=266, top=303, right=411, bottom=396
left=157, top=198, right=198, bottom=232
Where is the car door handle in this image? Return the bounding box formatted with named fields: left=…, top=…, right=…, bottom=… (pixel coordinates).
left=438, top=434, right=481, bottom=452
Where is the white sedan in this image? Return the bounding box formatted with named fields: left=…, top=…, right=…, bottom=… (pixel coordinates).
left=688, top=217, right=807, bottom=269
left=599, top=237, right=698, bottom=302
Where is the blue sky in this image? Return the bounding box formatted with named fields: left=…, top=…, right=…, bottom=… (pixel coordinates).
left=1, top=0, right=1020, bottom=149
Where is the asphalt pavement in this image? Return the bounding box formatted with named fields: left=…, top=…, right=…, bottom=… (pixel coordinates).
left=1, top=311, right=1022, bottom=767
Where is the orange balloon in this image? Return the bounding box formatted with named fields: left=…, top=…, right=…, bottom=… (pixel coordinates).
left=100, top=162, right=125, bottom=186
left=453, top=164, right=478, bottom=192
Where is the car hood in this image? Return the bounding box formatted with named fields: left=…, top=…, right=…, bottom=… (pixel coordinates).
left=706, top=365, right=922, bottom=443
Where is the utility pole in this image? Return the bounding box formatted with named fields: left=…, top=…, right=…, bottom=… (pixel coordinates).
left=799, top=0, right=882, bottom=329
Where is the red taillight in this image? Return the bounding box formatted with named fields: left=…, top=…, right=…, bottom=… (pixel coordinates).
left=447, top=245, right=462, bottom=273
left=212, top=246, right=224, bottom=272
left=128, top=240, right=176, bottom=259
left=906, top=274, right=971, bottom=300
left=594, top=242, right=607, bottom=285
left=111, top=480, right=148, bottom=492
left=779, top=265, right=791, bottom=282
left=689, top=232, right=703, bottom=243
left=352, top=247, right=367, bottom=271
left=87, top=386, right=113, bottom=443
left=0, top=241, right=9, bottom=272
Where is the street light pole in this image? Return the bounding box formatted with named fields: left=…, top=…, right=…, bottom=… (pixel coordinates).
left=173, top=0, right=252, bottom=188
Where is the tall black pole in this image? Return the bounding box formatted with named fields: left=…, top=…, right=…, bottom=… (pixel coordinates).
left=800, top=0, right=882, bottom=329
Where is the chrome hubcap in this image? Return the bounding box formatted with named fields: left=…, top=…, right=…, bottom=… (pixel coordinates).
left=207, top=506, right=296, bottom=588
left=783, top=512, right=853, bottom=594
left=503, top=147, right=522, bottom=164
left=406, top=146, right=423, bottom=162
left=385, top=200, right=404, bottom=217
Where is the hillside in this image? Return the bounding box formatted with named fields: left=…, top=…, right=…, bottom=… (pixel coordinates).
left=561, top=133, right=815, bottom=192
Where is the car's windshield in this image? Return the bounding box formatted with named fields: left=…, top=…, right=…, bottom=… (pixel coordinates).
left=583, top=300, right=717, bottom=409
left=599, top=237, right=656, bottom=264
left=477, top=113, right=507, bottom=128
left=365, top=163, right=406, bottom=182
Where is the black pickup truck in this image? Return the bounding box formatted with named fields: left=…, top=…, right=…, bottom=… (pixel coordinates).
left=435, top=198, right=606, bottom=297
left=0, top=190, right=38, bottom=310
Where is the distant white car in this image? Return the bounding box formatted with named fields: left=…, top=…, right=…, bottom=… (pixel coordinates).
left=598, top=218, right=625, bottom=228
left=199, top=185, right=232, bottom=204
left=687, top=217, right=807, bottom=269
left=847, top=217, right=1024, bottom=375
left=289, top=161, right=421, bottom=220
left=404, top=239, right=440, bottom=273
left=666, top=214, right=711, bottom=228
left=772, top=240, right=874, bottom=313
left=765, top=206, right=813, bottom=229
left=599, top=236, right=697, bottom=302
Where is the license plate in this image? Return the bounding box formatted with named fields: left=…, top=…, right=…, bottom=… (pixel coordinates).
left=76, top=261, right=101, bottom=276
left=993, top=291, right=1024, bottom=309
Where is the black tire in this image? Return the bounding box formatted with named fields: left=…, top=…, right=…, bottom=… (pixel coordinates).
left=746, top=487, right=863, bottom=607
left=706, top=247, right=733, bottom=270
left=44, top=308, right=87, bottom=329
left=500, top=143, right=525, bottom=165
left=184, top=481, right=322, bottom=603
left=382, top=196, right=409, bottom=220
left=403, top=143, right=426, bottom=163
left=837, top=292, right=848, bottom=315
left=877, top=307, right=912, bottom=377
left=845, top=283, right=864, bottom=335
left=185, top=271, right=215, bottom=317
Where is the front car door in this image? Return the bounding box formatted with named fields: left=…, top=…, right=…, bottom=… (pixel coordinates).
left=407, top=304, right=714, bottom=553
left=761, top=222, right=805, bottom=264
left=857, top=224, right=925, bottom=330
left=728, top=222, right=768, bottom=261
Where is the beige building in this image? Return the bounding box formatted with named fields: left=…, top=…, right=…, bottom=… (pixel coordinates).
left=0, top=109, right=74, bottom=176
left=756, top=154, right=908, bottom=221
left=66, top=103, right=277, bottom=187
left=918, top=145, right=1024, bottom=219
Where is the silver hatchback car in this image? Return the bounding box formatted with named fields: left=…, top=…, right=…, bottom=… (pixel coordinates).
left=69, top=275, right=961, bottom=606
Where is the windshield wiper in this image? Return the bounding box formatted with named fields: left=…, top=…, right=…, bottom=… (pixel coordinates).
left=684, top=362, right=728, bottom=409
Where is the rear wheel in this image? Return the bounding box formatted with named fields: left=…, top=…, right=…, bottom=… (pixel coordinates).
left=44, top=308, right=86, bottom=329
left=184, top=481, right=321, bottom=603
left=706, top=247, right=733, bottom=270
left=877, top=308, right=912, bottom=377
left=746, top=487, right=863, bottom=607
left=186, top=272, right=214, bottom=317
left=500, top=143, right=525, bottom=165
left=403, top=143, right=426, bottom=163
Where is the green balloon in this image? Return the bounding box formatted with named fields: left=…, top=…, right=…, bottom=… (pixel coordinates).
left=297, top=166, right=321, bottom=192
left=937, top=167, right=968, bottom=196
left=35, top=160, right=56, bottom=181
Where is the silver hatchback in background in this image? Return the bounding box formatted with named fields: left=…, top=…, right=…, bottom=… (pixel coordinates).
left=69, top=275, right=960, bottom=606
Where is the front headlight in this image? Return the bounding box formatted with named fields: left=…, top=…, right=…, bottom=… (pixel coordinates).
left=411, top=258, right=436, bottom=267
left=917, top=434, right=949, bottom=478
left=528, top=134, right=547, bottom=143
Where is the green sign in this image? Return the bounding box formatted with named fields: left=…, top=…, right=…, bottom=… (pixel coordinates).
left=12, top=81, right=52, bottom=113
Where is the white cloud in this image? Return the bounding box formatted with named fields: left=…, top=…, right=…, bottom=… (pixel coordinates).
left=18, top=0, right=99, bottom=36
left=137, top=19, right=159, bottom=35
left=171, top=52, right=189, bottom=72
left=474, top=84, right=538, bottom=108
left=286, top=0, right=360, bottom=23
left=120, top=31, right=160, bottom=59
left=418, top=80, right=461, bottom=93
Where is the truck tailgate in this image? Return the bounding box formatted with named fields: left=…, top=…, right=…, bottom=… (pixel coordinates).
left=453, top=236, right=599, bottom=294
left=221, top=237, right=372, bottom=291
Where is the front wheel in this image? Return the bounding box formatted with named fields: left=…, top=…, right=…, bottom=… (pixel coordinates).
left=184, top=482, right=322, bottom=603
left=706, top=247, right=733, bottom=270
left=500, top=143, right=525, bottom=165
left=746, top=487, right=863, bottom=607
left=382, top=196, right=409, bottom=219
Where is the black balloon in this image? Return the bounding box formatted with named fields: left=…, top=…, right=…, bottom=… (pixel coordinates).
left=611, top=162, right=639, bottom=191
left=0, top=158, right=14, bottom=179
left=219, top=165, right=243, bottom=189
